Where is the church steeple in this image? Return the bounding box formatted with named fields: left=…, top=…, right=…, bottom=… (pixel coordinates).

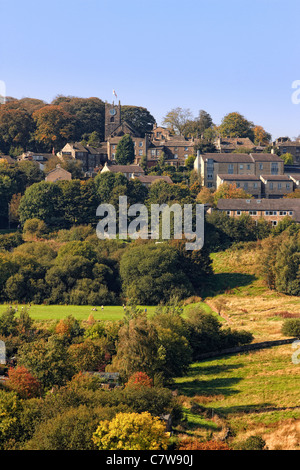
left=105, top=101, right=121, bottom=141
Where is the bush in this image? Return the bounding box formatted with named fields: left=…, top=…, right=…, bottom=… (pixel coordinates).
left=281, top=318, right=300, bottom=337
left=177, top=437, right=230, bottom=450
left=23, top=218, right=48, bottom=239
left=236, top=435, right=266, bottom=450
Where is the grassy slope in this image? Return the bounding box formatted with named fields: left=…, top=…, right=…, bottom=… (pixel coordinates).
left=174, top=242, right=300, bottom=449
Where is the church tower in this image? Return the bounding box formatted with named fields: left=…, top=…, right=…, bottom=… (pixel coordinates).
left=105, top=101, right=121, bottom=141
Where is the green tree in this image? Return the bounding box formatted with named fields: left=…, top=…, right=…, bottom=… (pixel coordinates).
left=279, top=152, right=294, bottom=165
left=115, top=134, right=135, bottom=165
left=121, top=105, right=156, bottom=136
left=119, top=243, right=194, bottom=305
left=218, top=112, right=254, bottom=140
left=18, top=181, right=64, bottom=227
left=162, top=107, right=193, bottom=136
left=17, top=336, right=75, bottom=390
left=109, top=313, right=159, bottom=380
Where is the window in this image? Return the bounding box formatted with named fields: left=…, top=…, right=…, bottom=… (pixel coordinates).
left=139, top=150, right=143, bottom=156
left=253, top=183, right=258, bottom=188
left=112, top=145, right=116, bottom=150
left=289, top=211, right=293, bottom=215
left=236, top=210, right=241, bottom=216
left=247, top=164, right=251, bottom=170
left=111, top=153, right=115, bottom=160
left=228, top=164, right=234, bottom=174
left=271, top=163, right=279, bottom=175
left=175, top=147, right=178, bottom=151
left=259, top=163, right=263, bottom=170
left=139, top=142, right=143, bottom=147
left=184, top=147, right=188, bottom=151
left=244, top=183, right=248, bottom=189
left=272, top=220, right=277, bottom=226
left=249, top=211, right=257, bottom=215
left=269, top=183, right=273, bottom=189
left=286, top=183, right=291, bottom=189
left=278, top=183, right=282, bottom=189
left=226, top=210, right=231, bottom=215
left=265, top=211, right=277, bottom=215
left=151, top=149, right=156, bottom=156
left=174, top=154, right=178, bottom=159
left=240, top=164, right=244, bottom=169
left=207, top=174, right=213, bottom=180
left=184, top=154, right=188, bottom=159
left=279, top=211, right=287, bottom=216
left=207, top=182, right=213, bottom=188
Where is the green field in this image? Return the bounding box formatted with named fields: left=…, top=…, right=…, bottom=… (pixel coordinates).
left=0, top=301, right=215, bottom=323
left=173, top=344, right=300, bottom=449
left=0, top=304, right=158, bottom=323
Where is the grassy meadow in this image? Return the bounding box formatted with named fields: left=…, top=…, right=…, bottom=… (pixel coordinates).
left=173, top=344, right=300, bottom=450
left=172, top=243, right=300, bottom=449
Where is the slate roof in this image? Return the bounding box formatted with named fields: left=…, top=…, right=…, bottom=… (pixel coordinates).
left=217, top=174, right=260, bottom=181
left=217, top=198, right=300, bottom=221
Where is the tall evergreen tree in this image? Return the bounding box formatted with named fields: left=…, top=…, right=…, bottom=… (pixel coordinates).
left=115, top=134, right=135, bottom=165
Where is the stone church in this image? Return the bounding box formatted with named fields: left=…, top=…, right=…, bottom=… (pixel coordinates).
left=59, top=101, right=195, bottom=174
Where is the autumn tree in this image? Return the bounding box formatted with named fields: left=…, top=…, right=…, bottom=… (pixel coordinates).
left=213, top=182, right=252, bottom=204
left=125, top=372, right=153, bottom=388
left=92, top=412, right=169, bottom=450
left=8, top=366, right=41, bottom=399
left=52, top=96, right=105, bottom=142
left=32, top=105, right=76, bottom=152
left=0, top=105, right=34, bottom=155
left=253, top=125, right=271, bottom=145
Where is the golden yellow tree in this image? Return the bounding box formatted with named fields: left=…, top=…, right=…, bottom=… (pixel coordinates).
left=92, top=412, right=169, bottom=450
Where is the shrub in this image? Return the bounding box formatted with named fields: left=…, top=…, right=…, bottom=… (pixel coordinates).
left=281, top=318, right=300, bottom=337
left=177, top=437, right=230, bottom=450
left=235, top=435, right=266, bottom=450
left=23, top=218, right=48, bottom=239
left=126, top=372, right=153, bottom=389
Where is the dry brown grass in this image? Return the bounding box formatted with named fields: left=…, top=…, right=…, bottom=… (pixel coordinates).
left=209, top=293, right=300, bottom=341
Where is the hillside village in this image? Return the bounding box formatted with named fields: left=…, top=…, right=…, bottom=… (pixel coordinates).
left=7, top=100, right=300, bottom=229
left=0, top=97, right=300, bottom=452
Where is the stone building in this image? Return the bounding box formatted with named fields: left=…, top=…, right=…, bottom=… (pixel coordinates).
left=100, top=162, right=145, bottom=180
left=217, top=198, right=300, bottom=226
left=214, top=136, right=257, bottom=153
left=195, top=152, right=285, bottom=191
left=274, top=137, right=300, bottom=163
left=45, top=164, right=72, bottom=182
left=58, top=142, right=107, bottom=175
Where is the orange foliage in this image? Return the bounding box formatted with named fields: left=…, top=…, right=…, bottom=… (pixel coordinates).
left=178, top=438, right=230, bottom=450
left=125, top=371, right=153, bottom=388
left=8, top=366, right=41, bottom=399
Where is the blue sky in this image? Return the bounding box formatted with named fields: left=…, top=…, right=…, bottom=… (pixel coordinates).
left=0, top=0, right=300, bottom=140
